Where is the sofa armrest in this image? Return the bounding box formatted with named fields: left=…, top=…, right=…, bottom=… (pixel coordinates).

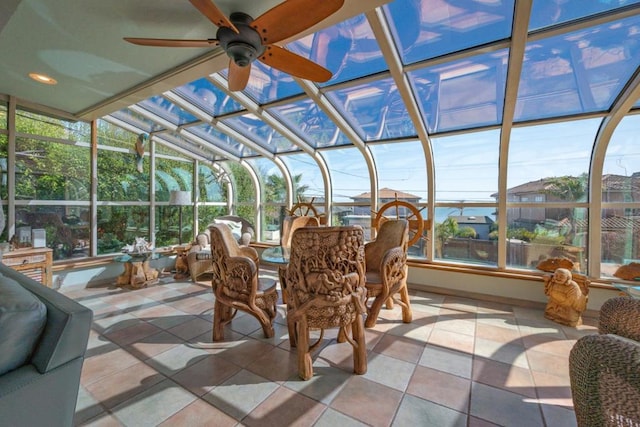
left=570, top=333, right=640, bottom=426
left=0, top=264, right=92, bottom=374
left=598, top=297, right=640, bottom=341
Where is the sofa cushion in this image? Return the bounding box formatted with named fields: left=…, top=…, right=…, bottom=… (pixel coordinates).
left=214, top=218, right=243, bottom=241
left=0, top=274, right=47, bottom=375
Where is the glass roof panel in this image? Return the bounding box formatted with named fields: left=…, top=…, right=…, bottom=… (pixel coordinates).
left=286, top=14, right=387, bottom=86
left=173, top=78, right=245, bottom=116
left=326, top=77, right=416, bottom=141
left=268, top=99, right=352, bottom=149
left=409, top=49, right=509, bottom=134
left=156, top=132, right=222, bottom=161
left=384, top=0, right=515, bottom=66
left=220, top=62, right=304, bottom=105
left=515, top=15, right=640, bottom=122
left=137, top=95, right=198, bottom=126
left=110, top=109, right=164, bottom=133
left=187, top=124, right=257, bottom=158
left=530, top=0, right=640, bottom=31
left=221, top=114, right=300, bottom=154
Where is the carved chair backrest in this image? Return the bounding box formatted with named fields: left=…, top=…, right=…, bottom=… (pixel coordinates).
left=286, top=225, right=365, bottom=309
left=280, top=215, right=320, bottom=249
left=209, top=223, right=258, bottom=301
left=365, top=219, right=408, bottom=272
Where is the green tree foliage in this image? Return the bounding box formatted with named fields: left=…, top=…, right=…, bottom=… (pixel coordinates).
left=456, top=226, right=477, bottom=239
left=545, top=174, right=587, bottom=202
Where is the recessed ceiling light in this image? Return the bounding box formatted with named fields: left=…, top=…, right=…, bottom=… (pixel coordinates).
left=29, top=73, right=57, bottom=85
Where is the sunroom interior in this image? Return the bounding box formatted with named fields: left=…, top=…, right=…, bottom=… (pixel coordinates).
left=1, top=0, right=640, bottom=307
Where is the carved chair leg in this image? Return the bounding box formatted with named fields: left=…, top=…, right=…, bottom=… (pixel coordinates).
left=399, top=285, right=413, bottom=323
left=385, top=297, right=394, bottom=310
left=352, top=315, right=367, bottom=375
left=297, top=319, right=313, bottom=380
left=213, top=300, right=230, bottom=341
left=287, top=312, right=297, bottom=348
left=256, top=310, right=275, bottom=338
left=337, top=324, right=351, bottom=343
left=365, top=293, right=387, bottom=328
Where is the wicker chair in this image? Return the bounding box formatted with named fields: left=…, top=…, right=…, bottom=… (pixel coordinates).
left=209, top=223, right=277, bottom=341
left=187, top=215, right=255, bottom=282
left=278, top=215, right=320, bottom=304
left=569, top=297, right=640, bottom=426
left=364, top=219, right=412, bottom=328
left=284, top=225, right=367, bottom=380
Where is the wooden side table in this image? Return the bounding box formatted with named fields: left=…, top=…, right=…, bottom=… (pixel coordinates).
left=2, top=247, right=53, bottom=287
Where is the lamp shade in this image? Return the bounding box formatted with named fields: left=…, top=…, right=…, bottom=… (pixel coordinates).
left=169, top=190, right=191, bottom=206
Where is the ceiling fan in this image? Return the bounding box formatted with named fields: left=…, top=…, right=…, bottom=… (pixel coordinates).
left=124, top=0, right=344, bottom=91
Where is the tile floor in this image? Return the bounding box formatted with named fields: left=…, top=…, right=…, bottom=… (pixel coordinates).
left=62, top=268, right=598, bottom=426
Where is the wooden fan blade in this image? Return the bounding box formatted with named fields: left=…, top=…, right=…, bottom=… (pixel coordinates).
left=124, top=37, right=218, bottom=48
left=259, top=45, right=332, bottom=83
left=228, top=60, right=251, bottom=91
left=251, top=0, right=344, bottom=44
left=189, top=0, right=239, bottom=33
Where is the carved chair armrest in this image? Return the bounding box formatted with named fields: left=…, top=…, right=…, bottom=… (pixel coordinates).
left=238, top=246, right=259, bottom=267
left=378, top=245, right=406, bottom=286
left=598, top=297, right=640, bottom=341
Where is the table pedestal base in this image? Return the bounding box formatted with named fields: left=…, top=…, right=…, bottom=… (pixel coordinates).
left=117, top=259, right=159, bottom=289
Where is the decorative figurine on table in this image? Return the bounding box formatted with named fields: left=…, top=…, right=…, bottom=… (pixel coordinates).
left=543, top=268, right=587, bottom=327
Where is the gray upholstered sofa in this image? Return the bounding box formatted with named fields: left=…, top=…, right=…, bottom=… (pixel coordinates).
left=0, top=263, right=92, bottom=426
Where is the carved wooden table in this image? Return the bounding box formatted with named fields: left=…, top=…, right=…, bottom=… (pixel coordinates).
left=114, top=252, right=159, bottom=289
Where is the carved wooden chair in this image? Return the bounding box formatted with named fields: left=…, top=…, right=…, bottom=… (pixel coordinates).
left=278, top=215, right=320, bottom=304
left=364, top=219, right=412, bottom=328
left=284, top=225, right=367, bottom=380
left=209, top=223, right=277, bottom=341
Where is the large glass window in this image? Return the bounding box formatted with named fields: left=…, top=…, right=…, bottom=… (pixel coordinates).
left=225, top=162, right=257, bottom=227
left=601, top=114, right=640, bottom=278
left=156, top=154, right=193, bottom=246
left=432, top=130, right=499, bottom=266
left=370, top=141, right=428, bottom=258
left=324, top=147, right=371, bottom=234
left=247, top=158, right=284, bottom=242
left=12, top=110, right=91, bottom=260
left=506, top=120, right=600, bottom=272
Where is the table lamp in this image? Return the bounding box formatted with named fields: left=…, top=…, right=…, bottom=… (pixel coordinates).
left=169, top=190, right=191, bottom=245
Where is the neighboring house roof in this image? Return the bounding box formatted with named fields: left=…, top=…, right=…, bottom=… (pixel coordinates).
left=493, top=174, right=640, bottom=198
left=575, top=215, right=640, bottom=231
left=351, top=187, right=422, bottom=200
left=451, top=215, right=494, bottom=225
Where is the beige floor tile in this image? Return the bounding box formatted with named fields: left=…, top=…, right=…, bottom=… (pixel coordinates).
left=330, top=376, right=403, bottom=427
left=64, top=277, right=580, bottom=426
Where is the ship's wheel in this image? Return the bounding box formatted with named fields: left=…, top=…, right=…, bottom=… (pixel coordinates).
left=288, top=197, right=327, bottom=224
left=373, top=199, right=429, bottom=247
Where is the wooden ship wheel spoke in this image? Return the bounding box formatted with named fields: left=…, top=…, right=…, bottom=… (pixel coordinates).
left=372, top=198, right=429, bottom=247
left=288, top=197, right=327, bottom=224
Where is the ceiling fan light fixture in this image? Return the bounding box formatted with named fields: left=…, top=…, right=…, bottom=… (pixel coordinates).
left=226, top=42, right=259, bottom=67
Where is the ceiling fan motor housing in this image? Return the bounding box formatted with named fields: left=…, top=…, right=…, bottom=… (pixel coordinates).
left=217, top=12, right=265, bottom=67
